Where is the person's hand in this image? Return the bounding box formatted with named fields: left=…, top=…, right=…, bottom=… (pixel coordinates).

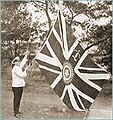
left=25, top=66, right=29, bottom=71
left=25, top=65, right=32, bottom=75
left=24, top=50, right=30, bottom=56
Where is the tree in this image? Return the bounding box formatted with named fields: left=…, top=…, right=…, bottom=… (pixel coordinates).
left=1, top=1, right=112, bottom=74
left=1, top=1, right=32, bottom=61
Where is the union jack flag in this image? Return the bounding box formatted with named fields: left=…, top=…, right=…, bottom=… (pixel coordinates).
left=35, top=11, right=109, bottom=111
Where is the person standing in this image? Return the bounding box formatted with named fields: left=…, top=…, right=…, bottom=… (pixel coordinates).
left=11, top=51, right=30, bottom=118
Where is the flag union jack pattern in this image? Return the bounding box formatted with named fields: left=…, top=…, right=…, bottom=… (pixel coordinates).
left=35, top=11, right=109, bottom=111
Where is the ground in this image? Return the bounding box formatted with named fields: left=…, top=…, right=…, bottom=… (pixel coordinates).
left=1, top=64, right=112, bottom=119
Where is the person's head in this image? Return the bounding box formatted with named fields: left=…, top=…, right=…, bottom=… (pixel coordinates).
left=14, top=60, right=20, bottom=66
left=12, top=57, right=20, bottom=67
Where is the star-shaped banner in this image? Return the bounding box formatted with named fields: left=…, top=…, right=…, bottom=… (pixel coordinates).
left=35, top=11, right=109, bottom=111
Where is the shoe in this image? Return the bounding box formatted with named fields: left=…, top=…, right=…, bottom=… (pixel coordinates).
left=17, top=112, right=22, bottom=116
left=14, top=113, right=19, bottom=118
left=18, top=112, right=22, bottom=114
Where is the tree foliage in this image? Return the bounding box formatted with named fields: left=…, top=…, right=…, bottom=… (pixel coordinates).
left=63, top=1, right=112, bottom=73
left=1, top=1, right=32, bottom=60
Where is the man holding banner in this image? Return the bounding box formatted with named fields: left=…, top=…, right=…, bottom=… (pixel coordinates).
left=11, top=51, right=30, bottom=118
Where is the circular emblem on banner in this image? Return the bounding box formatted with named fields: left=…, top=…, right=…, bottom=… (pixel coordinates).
left=62, top=61, right=74, bottom=84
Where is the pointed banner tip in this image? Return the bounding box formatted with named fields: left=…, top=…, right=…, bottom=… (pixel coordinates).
left=59, top=1, right=63, bottom=11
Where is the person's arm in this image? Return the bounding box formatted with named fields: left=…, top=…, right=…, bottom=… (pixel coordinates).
left=20, top=54, right=28, bottom=68
left=14, top=66, right=27, bottom=78
left=20, top=51, right=30, bottom=68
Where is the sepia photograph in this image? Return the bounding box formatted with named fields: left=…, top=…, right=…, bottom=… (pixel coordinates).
left=1, top=0, right=112, bottom=119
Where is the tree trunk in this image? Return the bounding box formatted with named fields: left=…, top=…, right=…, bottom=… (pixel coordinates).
left=8, top=40, right=14, bottom=60
left=14, top=39, right=18, bottom=57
